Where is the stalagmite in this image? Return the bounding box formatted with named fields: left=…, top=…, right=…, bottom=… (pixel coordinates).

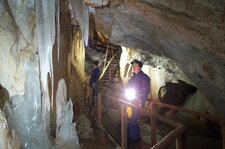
left=0, top=110, right=20, bottom=149
left=54, top=79, right=80, bottom=149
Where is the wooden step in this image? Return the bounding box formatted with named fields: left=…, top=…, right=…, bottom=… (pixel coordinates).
left=101, top=80, right=109, bottom=83
left=105, top=72, right=116, bottom=74
left=104, top=72, right=115, bottom=75
left=110, top=65, right=118, bottom=68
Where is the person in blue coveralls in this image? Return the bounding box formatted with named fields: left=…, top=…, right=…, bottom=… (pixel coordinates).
left=127, top=59, right=150, bottom=143
left=89, top=61, right=100, bottom=105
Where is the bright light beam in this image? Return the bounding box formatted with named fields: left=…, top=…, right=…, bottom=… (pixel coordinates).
left=125, top=88, right=136, bottom=101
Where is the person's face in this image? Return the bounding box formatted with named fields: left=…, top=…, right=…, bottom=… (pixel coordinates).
left=132, top=63, right=141, bottom=74
left=92, top=64, right=97, bottom=69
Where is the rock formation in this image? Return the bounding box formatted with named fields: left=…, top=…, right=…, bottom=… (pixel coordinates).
left=92, top=0, right=225, bottom=116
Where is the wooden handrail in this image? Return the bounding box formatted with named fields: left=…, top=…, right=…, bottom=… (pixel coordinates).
left=98, top=54, right=106, bottom=70
left=98, top=58, right=104, bottom=68
left=99, top=92, right=187, bottom=149
left=150, top=100, right=225, bottom=124
left=100, top=93, right=225, bottom=125
left=98, top=50, right=119, bottom=81
left=103, top=47, right=108, bottom=69
left=151, top=100, right=225, bottom=149
left=154, top=114, right=187, bottom=148
left=100, top=92, right=151, bottom=115
left=152, top=125, right=186, bottom=149
left=98, top=92, right=225, bottom=149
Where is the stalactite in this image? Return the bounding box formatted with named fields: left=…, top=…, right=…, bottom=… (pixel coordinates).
left=57, top=0, right=60, bottom=62
left=36, top=0, right=56, bottom=148
left=70, top=0, right=89, bottom=46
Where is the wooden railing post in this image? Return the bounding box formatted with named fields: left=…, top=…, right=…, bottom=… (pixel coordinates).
left=98, top=93, right=102, bottom=126
left=121, top=104, right=127, bottom=149
left=176, top=136, right=182, bottom=149
left=176, top=130, right=187, bottom=149
left=221, top=123, right=225, bottom=149
left=151, top=102, right=157, bottom=146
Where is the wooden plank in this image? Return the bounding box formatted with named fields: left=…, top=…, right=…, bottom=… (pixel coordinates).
left=98, top=93, right=102, bottom=126
left=152, top=125, right=186, bottom=149
left=155, top=114, right=181, bottom=127
left=101, top=92, right=151, bottom=115
left=121, top=104, right=127, bottom=149
left=98, top=51, right=119, bottom=81
left=221, top=123, right=225, bottom=149
left=151, top=103, right=157, bottom=147
left=103, top=47, right=108, bottom=69
left=176, top=136, right=182, bottom=149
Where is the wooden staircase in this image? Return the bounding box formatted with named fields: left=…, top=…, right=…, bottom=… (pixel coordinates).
left=99, top=51, right=121, bottom=86
left=88, top=36, right=122, bottom=90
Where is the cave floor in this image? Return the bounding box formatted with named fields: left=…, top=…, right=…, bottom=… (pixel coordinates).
left=79, top=104, right=117, bottom=149
left=79, top=128, right=116, bottom=149
left=79, top=101, right=151, bottom=149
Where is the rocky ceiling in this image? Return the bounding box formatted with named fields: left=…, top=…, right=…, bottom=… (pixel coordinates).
left=84, top=0, right=225, bottom=116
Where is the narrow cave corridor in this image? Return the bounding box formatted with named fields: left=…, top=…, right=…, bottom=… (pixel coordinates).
left=0, top=0, right=225, bottom=149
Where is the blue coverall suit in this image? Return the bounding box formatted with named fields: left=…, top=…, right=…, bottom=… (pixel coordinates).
left=127, top=71, right=150, bottom=141
left=89, top=67, right=100, bottom=104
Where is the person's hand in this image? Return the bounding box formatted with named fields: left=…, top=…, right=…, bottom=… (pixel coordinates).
left=132, top=99, right=141, bottom=106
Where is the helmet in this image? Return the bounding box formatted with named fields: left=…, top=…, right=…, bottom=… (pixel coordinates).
left=131, top=59, right=143, bottom=67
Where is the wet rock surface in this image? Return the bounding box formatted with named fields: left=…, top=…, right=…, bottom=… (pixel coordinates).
left=94, top=0, right=225, bottom=116
left=78, top=109, right=116, bottom=149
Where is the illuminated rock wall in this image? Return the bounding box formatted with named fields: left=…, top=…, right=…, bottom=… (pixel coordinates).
left=119, top=47, right=215, bottom=114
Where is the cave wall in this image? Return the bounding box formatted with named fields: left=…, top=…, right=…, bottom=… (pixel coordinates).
left=48, top=0, right=87, bottom=146
left=0, top=1, right=46, bottom=148
left=0, top=0, right=35, bottom=98
left=119, top=47, right=215, bottom=114
left=71, top=30, right=86, bottom=82
left=0, top=85, right=9, bottom=110
left=0, top=109, right=20, bottom=149
left=93, top=0, right=225, bottom=117
left=0, top=0, right=81, bottom=148
left=120, top=47, right=192, bottom=97
left=69, top=29, right=86, bottom=115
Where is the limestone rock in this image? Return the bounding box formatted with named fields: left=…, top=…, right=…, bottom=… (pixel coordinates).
left=84, top=0, right=110, bottom=7
left=0, top=85, right=9, bottom=110
left=0, top=110, right=20, bottom=149
left=0, top=1, right=36, bottom=97
left=0, top=25, right=25, bottom=97
left=76, top=115, right=93, bottom=139
left=94, top=0, right=225, bottom=116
